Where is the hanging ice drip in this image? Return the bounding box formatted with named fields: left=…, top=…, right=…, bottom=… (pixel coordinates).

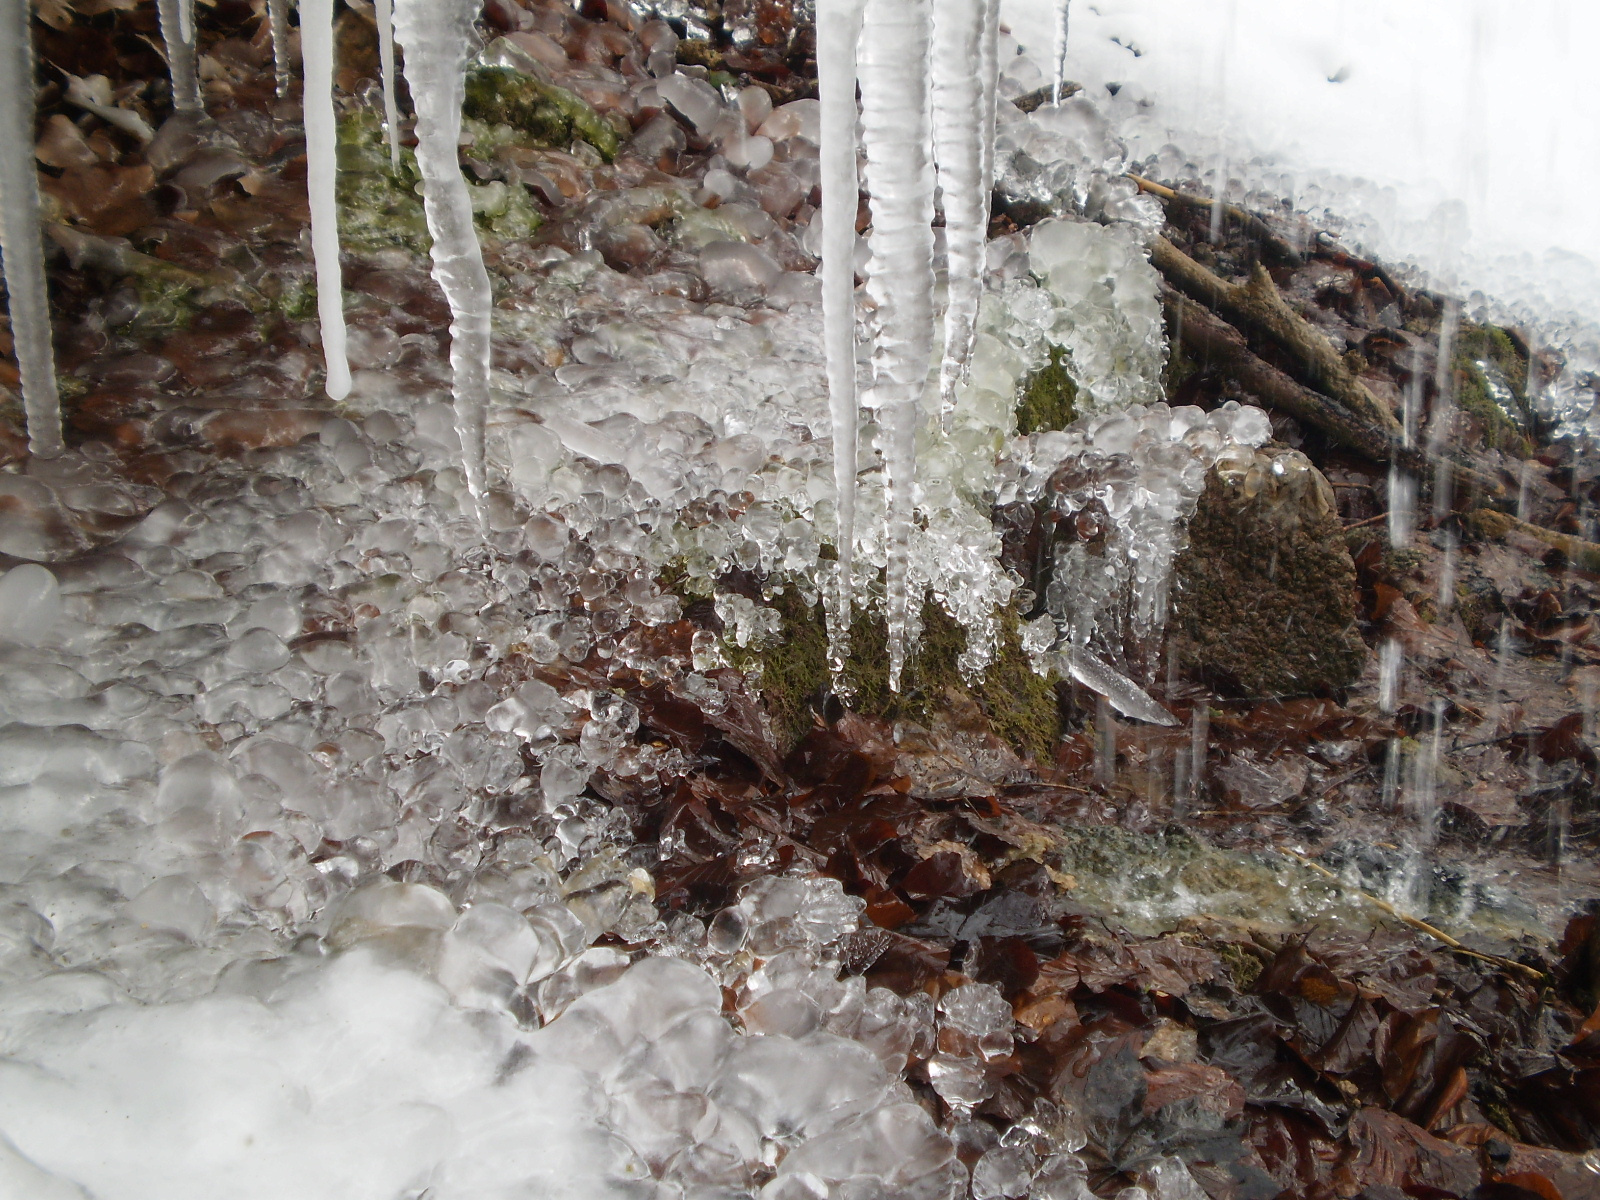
left=817, top=0, right=1004, bottom=690
left=0, top=0, right=64, bottom=459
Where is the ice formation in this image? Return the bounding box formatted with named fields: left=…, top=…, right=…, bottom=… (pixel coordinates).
left=857, top=0, right=936, bottom=690
left=0, top=0, right=63, bottom=459
left=268, top=0, right=293, bottom=100
left=302, top=0, right=352, bottom=401
left=816, top=0, right=866, bottom=660
left=394, top=0, right=495, bottom=529
left=156, top=0, right=203, bottom=112
left=374, top=0, right=403, bottom=171
left=0, top=5, right=1299, bottom=1197
left=932, top=0, right=1000, bottom=427
left=1049, top=0, right=1070, bottom=104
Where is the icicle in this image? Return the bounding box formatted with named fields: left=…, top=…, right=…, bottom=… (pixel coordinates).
left=858, top=0, right=935, bottom=690
left=375, top=0, right=403, bottom=171
left=156, top=0, right=203, bottom=112
left=0, top=0, right=64, bottom=459
left=394, top=0, right=493, bottom=529
left=268, top=0, right=293, bottom=101
left=931, top=0, right=988, bottom=427
left=816, top=0, right=866, bottom=672
left=1050, top=0, right=1070, bottom=104
left=302, top=0, right=350, bottom=401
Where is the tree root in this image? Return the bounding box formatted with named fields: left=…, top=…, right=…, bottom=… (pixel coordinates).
left=1165, top=288, right=1505, bottom=504
left=1152, top=233, right=1403, bottom=436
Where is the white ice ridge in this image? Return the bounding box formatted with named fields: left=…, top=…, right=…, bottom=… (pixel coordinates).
left=155, top=0, right=203, bottom=112
left=374, top=0, right=403, bottom=171
left=394, top=0, right=495, bottom=530
left=816, top=0, right=866, bottom=664
left=857, top=0, right=936, bottom=691
left=302, top=0, right=351, bottom=402
left=0, top=0, right=63, bottom=459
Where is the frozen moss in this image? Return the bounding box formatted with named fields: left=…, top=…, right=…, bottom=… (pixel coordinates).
left=731, top=584, right=1064, bottom=763
left=461, top=67, right=619, bottom=162
left=1015, top=344, right=1078, bottom=435
left=1453, top=323, right=1533, bottom=457
left=337, top=112, right=431, bottom=253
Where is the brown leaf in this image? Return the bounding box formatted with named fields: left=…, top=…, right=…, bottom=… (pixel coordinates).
left=1342, top=1107, right=1481, bottom=1198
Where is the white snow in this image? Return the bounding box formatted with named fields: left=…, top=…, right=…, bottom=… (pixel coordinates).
left=1002, top=0, right=1600, bottom=414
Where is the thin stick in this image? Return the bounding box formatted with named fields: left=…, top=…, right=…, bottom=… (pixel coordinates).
left=1284, top=848, right=1546, bottom=981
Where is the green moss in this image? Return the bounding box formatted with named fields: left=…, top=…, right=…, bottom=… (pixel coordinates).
left=1171, top=462, right=1366, bottom=697
left=1015, top=344, right=1079, bottom=435
left=1453, top=324, right=1533, bottom=457
left=122, top=272, right=203, bottom=336
left=462, top=67, right=619, bottom=162
left=733, top=584, right=1063, bottom=762
left=337, top=112, right=431, bottom=253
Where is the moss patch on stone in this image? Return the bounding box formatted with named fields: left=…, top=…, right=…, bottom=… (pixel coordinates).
left=746, top=586, right=1063, bottom=762
left=337, top=112, right=431, bottom=253
left=1170, top=453, right=1366, bottom=697
left=462, top=67, right=619, bottom=162
left=1015, top=344, right=1078, bottom=434
left=1452, top=324, right=1533, bottom=457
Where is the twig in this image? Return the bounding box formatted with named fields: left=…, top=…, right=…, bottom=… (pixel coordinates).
left=1343, top=513, right=1389, bottom=530
left=1011, top=82, right=1083, bottom=113
left=1129, top=173, right=1304, bottom=268
left=1164, top=287, right=1505, bottom=503
left=1283, top=848, right=1546, bottom=981
left=1153, top=234, right=1402, bottom=436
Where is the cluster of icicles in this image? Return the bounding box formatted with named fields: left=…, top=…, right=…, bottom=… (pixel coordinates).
left=0, top=0, right=1073, bottom=690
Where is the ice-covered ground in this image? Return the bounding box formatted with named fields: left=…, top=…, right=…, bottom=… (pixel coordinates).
left=1001, top=0, right=1600, bottom=416
left=3, top=1, right=1595, bottom=1195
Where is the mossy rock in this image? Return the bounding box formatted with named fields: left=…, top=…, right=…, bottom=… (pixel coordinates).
left=725, top=584, right=1063, bottom=763
left=1015, top=344, right=1078, bottom=435
left=1453, top=323, right=1533, bottom=456
left=337, top=113, right=432, bottom=253
left=1169, top=446, right=1366, bottom=697
left=462, top=67, right=619, bottom=162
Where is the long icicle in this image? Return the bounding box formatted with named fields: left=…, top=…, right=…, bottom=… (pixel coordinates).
left=301, top=0, right=350, bottom=400
left=156, top=0, right=203, bottom=112
left=978, top=0, right=1002, bottom=222
left=268, top=0, right=293, bottom=100
left=1050, top=0, right=1071, bottom=105
left=858, top=0, right=935, bottom=691
left=375, top=0, right=403, bottom=171
left=394, top=0, right=492, bottom=529
left=931, top=0, right=987, bottom=428
left=816, top=0, right=866, bottom=676
left=0, top=0, right=63, bottom=459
